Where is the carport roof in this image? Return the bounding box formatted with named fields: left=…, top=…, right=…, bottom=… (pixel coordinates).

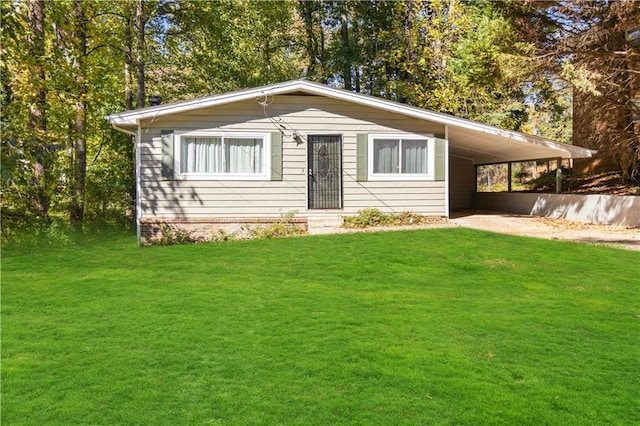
left=106, top=79, right=595, bottom=164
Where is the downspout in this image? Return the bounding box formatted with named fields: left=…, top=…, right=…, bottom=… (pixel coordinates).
left=136, top=124, right=142, bottom=245
left=444, top=126, right=450, bottom=218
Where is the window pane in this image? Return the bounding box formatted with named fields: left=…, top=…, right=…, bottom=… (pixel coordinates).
left=181, top=137, right=222, bottom=173
left=373, top=139, right=399, bottom=174
left=402, top=139, right=428, bottom=174
left=225, top=138, right=263, bottom=174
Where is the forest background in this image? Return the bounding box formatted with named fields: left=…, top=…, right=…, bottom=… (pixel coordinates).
left=1, top=0, right=639, bottom=239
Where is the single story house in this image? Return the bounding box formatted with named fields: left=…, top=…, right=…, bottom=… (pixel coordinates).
left=106, top=79, right=595, bottom=243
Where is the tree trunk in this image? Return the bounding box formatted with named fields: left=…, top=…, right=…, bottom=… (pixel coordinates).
left=299, top=0, right=320, bottom=78
left=27, top=0, right=50, bottom=221
left=124, top=13, right=134, bottom=110
left=70, top=0, right=87, bottom=230
left=624, top=23, right=640, bottom=181
left=121, top=3, right=136, bottom=228
left=340, top=10, right=352, bottom=91
left=264, top=39, right=271, bottom=73
left=135, top=0, right=145, bottom=109
left=402, top=0, right=417, bottom=103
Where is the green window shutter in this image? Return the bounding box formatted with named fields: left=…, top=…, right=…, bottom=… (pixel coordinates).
left=161, top=130, right=174, bottom=179
left=434, top=137, right=446, bottom=181
left=270, top=131, right=283, bottom=181
left=356, top=133, right=368, bottom=182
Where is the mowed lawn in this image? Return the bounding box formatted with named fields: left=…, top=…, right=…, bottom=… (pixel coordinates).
left=3, top=228, right=639, bottom=425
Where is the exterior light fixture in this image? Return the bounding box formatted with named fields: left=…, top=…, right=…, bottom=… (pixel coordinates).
left=292, top=131, right=304, bottom=145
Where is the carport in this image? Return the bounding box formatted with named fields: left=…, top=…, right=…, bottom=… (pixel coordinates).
left=444, top=119, right=596, bottom=212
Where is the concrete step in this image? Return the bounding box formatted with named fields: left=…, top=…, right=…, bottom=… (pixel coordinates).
left=307, top=216, right=344, bottom=232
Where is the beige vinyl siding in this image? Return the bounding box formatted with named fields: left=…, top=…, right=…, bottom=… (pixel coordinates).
left=449, top=155, right=475, bottom=210
left=139, top=95, right=446, bottom=219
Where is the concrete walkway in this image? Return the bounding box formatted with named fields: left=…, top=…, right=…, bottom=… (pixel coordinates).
left=450, top=212, right=640, bottom=251
left=308, top=212, right=640, bottom=251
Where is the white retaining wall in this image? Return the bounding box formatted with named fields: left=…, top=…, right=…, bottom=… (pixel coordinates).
left=472, top=193, right=640, bottom=227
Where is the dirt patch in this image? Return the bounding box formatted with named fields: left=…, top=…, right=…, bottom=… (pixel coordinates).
left=534, top=216, right=638, bottom=234
left=483, top=258, right=516, bottom=269
left=563, top=172, right=639, bottom=196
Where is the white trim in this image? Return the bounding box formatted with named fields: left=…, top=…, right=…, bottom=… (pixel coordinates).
left=112, top=124, right=136, bottom=136
left=173, top=130, right=270, bottom=181
left=107, top=81, right=302, bottom=125
left=136, top=125, right=142, bottom=246
left=367, top=133, right=435, bottom=181
left=444, top=127, right=450, bottom=218
left=305, top=135, right=309, bottom=210
left=105, top=79, right=594, bottom=160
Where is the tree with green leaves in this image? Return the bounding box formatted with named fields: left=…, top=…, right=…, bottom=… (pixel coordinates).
left=495, top=0, right=640, bottom=180
left=2, top=0, right=137, bottom=236
left=3, top=0, right=633, bottom=240
left=2, top=0, right=55, bottom=231
left=153, top=0, right=303, bottom=101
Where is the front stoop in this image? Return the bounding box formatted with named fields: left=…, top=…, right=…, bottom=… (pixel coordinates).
left=307, top=216, right=345, bottom=235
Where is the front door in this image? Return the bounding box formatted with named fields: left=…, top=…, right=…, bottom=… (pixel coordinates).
left=308, top=135, right=342, bottom=209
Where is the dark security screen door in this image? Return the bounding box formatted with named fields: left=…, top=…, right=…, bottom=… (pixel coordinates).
left=308, top=135, right=342, bottom=209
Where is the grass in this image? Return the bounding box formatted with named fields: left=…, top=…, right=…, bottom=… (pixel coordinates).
left=2, top=228, right=639, bottom=425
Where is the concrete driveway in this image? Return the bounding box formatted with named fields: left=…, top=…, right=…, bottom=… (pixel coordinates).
left=309, top=211, right=640, bottom=251
left=450, top=211, right=640, bottom=251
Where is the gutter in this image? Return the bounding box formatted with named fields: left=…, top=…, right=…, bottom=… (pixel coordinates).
left=111, top=123, right=137, bottom=136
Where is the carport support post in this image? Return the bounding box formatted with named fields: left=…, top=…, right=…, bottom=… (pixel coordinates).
left=507, top=162, right=512, bottom=192
left=555, top=158, right=562, bottom=193
left=474, top=165, right=478, bottom=192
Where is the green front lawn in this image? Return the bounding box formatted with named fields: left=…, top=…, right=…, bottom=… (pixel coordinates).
left=3, top=229, right=639, bottom=425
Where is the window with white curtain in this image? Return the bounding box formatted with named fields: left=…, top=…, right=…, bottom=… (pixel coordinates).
left=177, top=133, right=267, bottom=179
left=369, top=134, right=434, bottom=180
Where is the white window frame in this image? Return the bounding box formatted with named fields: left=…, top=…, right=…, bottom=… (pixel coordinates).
left=174, top=130, right=270, bottom=180
left=368, top=133, right=435, bottom=181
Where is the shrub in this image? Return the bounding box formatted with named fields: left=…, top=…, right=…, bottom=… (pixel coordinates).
left=391, top=211, right=428, bottom=226
left=209, top=229, right=236, bottom=242
left=343, top=208, right=392, bottom=228
left=343, top=208, right=445, bottom=228
left=151, top=224, right=203, bottom=246
left=246, top=211, right=306, bottom=239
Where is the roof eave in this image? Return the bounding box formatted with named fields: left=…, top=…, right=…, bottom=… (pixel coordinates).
left=105, top=79, right=597, bottom=160
left=546, top=142, right=596, bottom=159
left=106, top=80, right=313, bottom=125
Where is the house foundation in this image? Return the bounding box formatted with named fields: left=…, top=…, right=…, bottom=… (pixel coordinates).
left=140, top=217, right=309, bottom=244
